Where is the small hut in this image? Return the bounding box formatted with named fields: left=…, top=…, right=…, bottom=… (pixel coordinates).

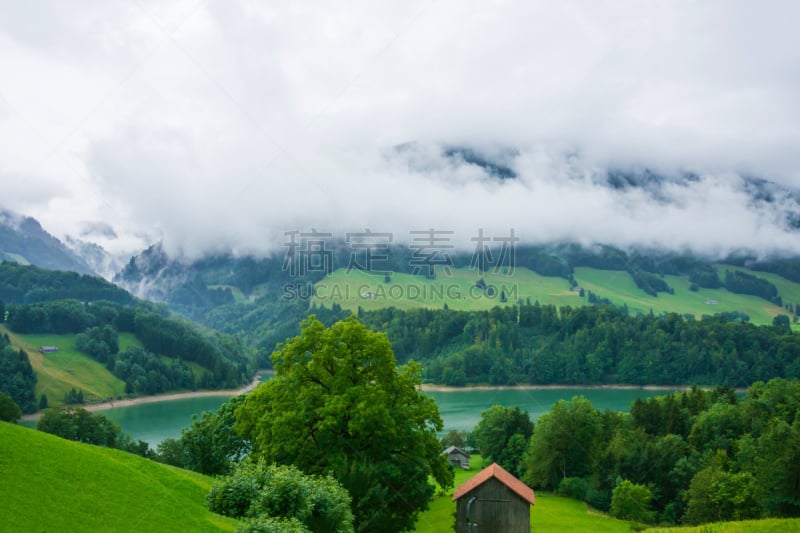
left=452, top=462, right=535, bottom=532
left=442, top=445, right=471, bottom=470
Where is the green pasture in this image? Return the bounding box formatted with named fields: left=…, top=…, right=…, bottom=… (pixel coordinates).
left=309, top=265, right=799, bottom=327
left=2, top=326, right=126, bottom=406
left=574, top=268, right=789, bottom=326
left=312, top=267, right=581, bottom=312
left=0, top=422, right=238, bottom=532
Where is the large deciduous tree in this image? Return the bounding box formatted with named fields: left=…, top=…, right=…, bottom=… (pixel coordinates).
left=235, top=316, right=453, bottom=533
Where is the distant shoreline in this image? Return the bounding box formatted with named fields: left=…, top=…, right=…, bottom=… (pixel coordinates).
left=419, top=383, right=695, bottom=392
left=20, top=374, right=265, bottom=422
left=20, top=377, right=738, bottom=421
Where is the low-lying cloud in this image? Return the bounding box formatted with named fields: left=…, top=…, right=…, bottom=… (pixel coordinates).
left=1, top=0, right=799, bottom=262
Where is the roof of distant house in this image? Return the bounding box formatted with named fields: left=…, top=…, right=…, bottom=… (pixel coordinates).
left=442, top=445, right=469, bottom=456
left=452, top=462, right=535, bottom=505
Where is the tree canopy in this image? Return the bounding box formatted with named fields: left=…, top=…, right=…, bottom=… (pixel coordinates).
left=471, top=404, right=533, bottom=477
left=0, top=391, right=21, bottom=422
left=235, top=316, right=453, bottom=532
left=524, top=396, right=603, bottom=490
left=0, top=334, right=36, bottom=413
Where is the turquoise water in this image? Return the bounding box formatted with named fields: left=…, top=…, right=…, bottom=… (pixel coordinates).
left=96, top=396, right=234, bottom=447
left=427, top=387, right=671, bottom=433
left=89, top=387, right=672, bottom=447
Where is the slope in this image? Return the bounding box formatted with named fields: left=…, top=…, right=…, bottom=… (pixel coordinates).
left=1, top=325, right=128, bottom=406
left=311, top=266, right=796, bottom=327
left=0, top=422, right=238, bottom=532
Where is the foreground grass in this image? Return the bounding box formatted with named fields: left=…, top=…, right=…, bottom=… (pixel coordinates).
left=0, top=422, right=238, bottom=532
left=646, top=518, right=800, bottom=532
left=414, top=456, right=632, bottom=532
left=1, top=325, right=126, bottom=406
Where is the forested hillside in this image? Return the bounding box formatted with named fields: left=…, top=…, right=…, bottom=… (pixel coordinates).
left=113, top=243, right=800, bottom=370
left=0, top=262, right=132, bottom=304
left=0, top=264, right=254, bottom=413
left=356, top=303, right=799, bottom=387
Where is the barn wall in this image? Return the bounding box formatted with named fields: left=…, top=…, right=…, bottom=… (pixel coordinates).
left=455, top=478, right=530, bottom=532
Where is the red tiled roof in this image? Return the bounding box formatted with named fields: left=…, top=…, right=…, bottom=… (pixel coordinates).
left=452, top=462, right=535, bottom=505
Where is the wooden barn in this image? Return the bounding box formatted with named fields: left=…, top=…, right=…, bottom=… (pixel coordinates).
left=452, top=462, right=535, bottom=532
left=443, top=445, right=471, bottom=469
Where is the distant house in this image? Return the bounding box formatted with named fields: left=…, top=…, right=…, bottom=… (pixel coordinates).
left=705, top=300, right=719, bottom=305
left=443, top=445, right=470, bottom=470
left=39, top=346, right=58, bottom=354
left=452, top=462, right=535, bottom=533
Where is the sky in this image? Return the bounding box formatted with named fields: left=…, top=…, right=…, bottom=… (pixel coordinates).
left=1, top=0, right=800, bottom=262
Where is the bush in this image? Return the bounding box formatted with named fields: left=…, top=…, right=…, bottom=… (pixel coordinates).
left=0, top=392, right=21, bottom=422
left=237, top=516, right=309, bottom=533
left=610, top=480, right=655, bottom=523
left=585, top=487, right=611, bottom=512
left=208, top=460, right=354, bottom=533
left=557, top=477, right=588, bottom=500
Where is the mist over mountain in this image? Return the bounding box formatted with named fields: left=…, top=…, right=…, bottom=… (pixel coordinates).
left=0, top=208, right=94, bottom=275
left=2, top=2, right=799, bottom=262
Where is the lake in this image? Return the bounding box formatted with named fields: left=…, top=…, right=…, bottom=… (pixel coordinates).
left=91, top=387, right=675, bottom=447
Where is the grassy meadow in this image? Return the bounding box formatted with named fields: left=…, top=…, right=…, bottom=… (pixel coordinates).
left=0, top=422, right=238, bottom=532
left=1, top=325, right=127, bottom=406
left=574, top=267, right=789, bottom=325
left=313, top=267, right=582, bottom=312
left=310, top=265, right=798, bottom=328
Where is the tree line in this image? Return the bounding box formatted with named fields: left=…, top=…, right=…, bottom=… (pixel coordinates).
left=0, top=262, right=132, bottom=305
left=353, top=303, right=798, bottom=388
left=460, top=379, right=800, bottom=526
left=0, top=333, right=36, bottom=413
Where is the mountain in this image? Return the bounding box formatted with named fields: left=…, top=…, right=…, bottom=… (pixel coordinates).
left=63, top=235, right=122, bottom=281
left=0, top=208, right=94, bottom=275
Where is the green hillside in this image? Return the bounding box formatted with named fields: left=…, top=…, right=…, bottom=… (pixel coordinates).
left=574, top=267, right=788, bottom=325
left=1, top=325, right=127, bottom=406
left=311, top=267, right=581, bottom=312
left=0, top=422, right=238, bottom=532
left=311, top=265, right=798, bottom=327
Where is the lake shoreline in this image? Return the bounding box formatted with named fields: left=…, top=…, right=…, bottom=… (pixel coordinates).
left=419, top=383, right=697, bottom=392
left=21, top=377, right=738, bottom=422
left=20, top=375, right=264, bottom=422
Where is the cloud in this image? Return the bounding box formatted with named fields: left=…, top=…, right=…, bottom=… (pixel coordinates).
left=1, top=0, right=799, bottom=262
